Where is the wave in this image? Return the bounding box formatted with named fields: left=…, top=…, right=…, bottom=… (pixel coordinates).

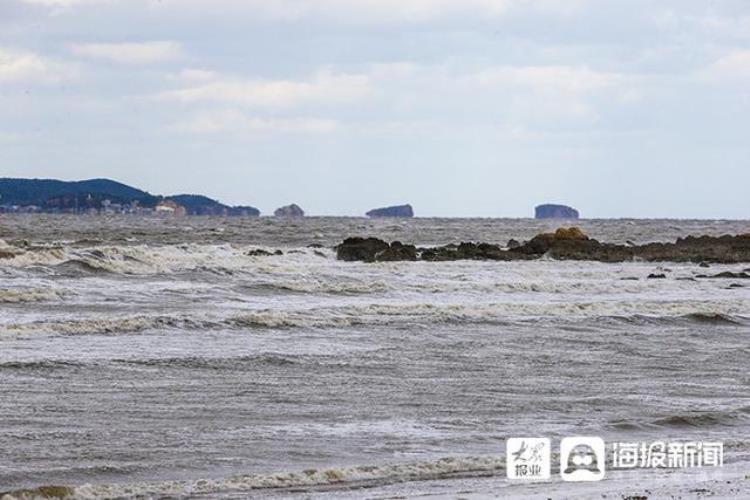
left=651, top=409, right=750, bottom=429
left=0, top=243, right=334, bottom=277
left=0, top=315, right=217, bottom=336
left=0, top=288, right=65, bottom=304
left=610, top=406, right=750, bottom=430
left=682, top=312, right=744, bottom=325
left=114, top=354, right=302, bottom=369
left=237, top=279, right=390, bottom=296
left=0, top=456, right=504, bottom=499
left=2, top=302, right=748, bottom=337
left=0, top=359, right=87, bottom=370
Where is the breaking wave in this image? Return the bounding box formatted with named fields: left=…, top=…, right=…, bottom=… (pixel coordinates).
left=1, top=301, right=747, bottom=337
left=0, top=315, right=217, bottom=336
left=114, top=354, right=303, bottom=369
left=0, top=288, right=65, bottom=304
left=682, top=312, right=744, bottom=325
left=0, top=243, right=332, bottom=276
left=610, top=406, right=750, bottom=430
left=0, top=456, right=504, bottom=499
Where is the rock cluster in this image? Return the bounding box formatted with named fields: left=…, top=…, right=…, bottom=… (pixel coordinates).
left=335, top=228, right=750, bottom=264
left=336, top=237, right=416, bottom=262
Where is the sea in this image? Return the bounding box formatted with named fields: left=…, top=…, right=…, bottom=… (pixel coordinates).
left=0, top=215, right=749, bottom=498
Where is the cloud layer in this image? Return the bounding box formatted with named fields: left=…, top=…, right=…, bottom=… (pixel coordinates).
left=69, top=41, right=183, bottom=65
left=2, top=0, right=750, bottom=217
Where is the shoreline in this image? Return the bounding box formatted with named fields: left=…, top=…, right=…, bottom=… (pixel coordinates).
left=2, top=458, right=747, bottom=499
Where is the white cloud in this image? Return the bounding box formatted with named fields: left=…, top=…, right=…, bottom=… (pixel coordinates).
left=70, top=41, right=183, bottom=65
left=0, top=132, right=22, bottom=143
left=170, top=110, right=338, bottom=135
left=158, top=70, right=370, bottom=108
left=19, top=0, right=106, bottom=5
left=0, top=47, right=77, bottom=83
left=177, top=68, right=218, bottom=81
left=701, top=50, right=750, bottom=84
left=23, top=0, right=585, bottom=24
left=470, top=65, right=622, bottom=94
left=698, top=15, right=750, bottom=42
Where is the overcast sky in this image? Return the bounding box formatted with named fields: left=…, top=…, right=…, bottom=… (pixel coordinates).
left=1, top=0, right=749, bottom=217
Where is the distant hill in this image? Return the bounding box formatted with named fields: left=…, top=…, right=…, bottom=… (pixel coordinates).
left=168, top=194, right=260, bottom=216
left=0, top=178, right=259, bottom=215
left=0, top=178, right=160, bottom=210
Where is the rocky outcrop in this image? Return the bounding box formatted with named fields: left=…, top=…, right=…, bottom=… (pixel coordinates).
left=336, top=237, right=390, bottom=262
left=535, top=204, right=579, bottom=219
left=335, top=229, right=750, bottom=264
left=366, top=204, right=414, bottom=218
left=336, top=238, right=418, bottom=262
left=375, top=241, right=418, bottom=261
left=274, top=204, right=305, bottom=218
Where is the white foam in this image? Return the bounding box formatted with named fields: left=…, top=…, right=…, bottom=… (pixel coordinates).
left=67, top=456, right=504, bottom=498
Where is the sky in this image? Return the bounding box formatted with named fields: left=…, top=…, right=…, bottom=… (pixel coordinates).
left=0, top=0, right=749, bottom=218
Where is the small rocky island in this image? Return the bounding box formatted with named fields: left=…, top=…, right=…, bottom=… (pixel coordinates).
left=535, top=204, right=579, bottom=219
left=274, top=204, right=305, bottom=217
left=336, top=228, right=750, bottom=264
left=366, top=204, right=414, bottom=218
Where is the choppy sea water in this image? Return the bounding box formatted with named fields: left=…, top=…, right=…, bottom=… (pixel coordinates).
left=0, top=216, right=749, bottom=498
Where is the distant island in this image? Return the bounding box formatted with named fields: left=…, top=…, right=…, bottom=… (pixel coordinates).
left=274, top=204, right=305, bottom=217
left=0, top=178, right=260, bottom=216
left=535, top=204, right=579, bottom=219
left=366, top=204, right=414, bottom=218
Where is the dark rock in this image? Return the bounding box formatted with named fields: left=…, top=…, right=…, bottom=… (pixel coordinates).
left=421, top=241, right=507, bottom=261
left=699, top=262, right=711, bottom=268
left=336, top=237, right=389, bottom=262
left=648, top=273, right=667, bottom=279
left=535, top=204, right=579, bottom=219
left=0, top=248, right=20, bottom=259
left=366, top=204, right=414, bottom=218
left=307, top=243, right=325, bottom=248
left=246, top=249, right=281, bottom=257
left=335, top=232, right=750, bottom=264
left=506, top=239, right=521, bottom=249
left=698, top=271, right=750, bottom=279
left=620, top=277, right=639, bottom=281
left=728, top=283, right=745, bottom=289
left=374, top=241, right=418, bottom=261
left=313, top=250, right=326, bottom=258
left=512, top=227, right=596, bottom=257
left=274, top=204, right=305, bottom=217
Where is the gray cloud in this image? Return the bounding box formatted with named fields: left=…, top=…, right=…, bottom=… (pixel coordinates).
left=1, top=0, right=749, bottom=217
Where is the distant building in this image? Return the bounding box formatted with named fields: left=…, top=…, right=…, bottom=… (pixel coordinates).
left=155, top=199, right=187, bottom=217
